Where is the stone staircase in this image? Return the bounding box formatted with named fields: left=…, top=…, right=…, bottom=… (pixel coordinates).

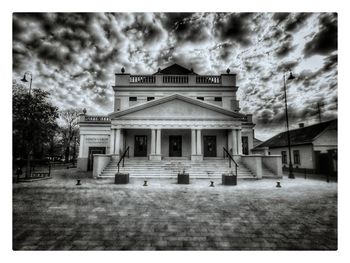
left=99, top=157, right=257, bottom=179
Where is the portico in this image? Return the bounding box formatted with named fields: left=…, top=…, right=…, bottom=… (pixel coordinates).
left=103, top=93, right=253, bottom=162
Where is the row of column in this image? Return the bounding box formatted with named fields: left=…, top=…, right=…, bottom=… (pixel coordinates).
left=107, top=127, right=244, bottom=158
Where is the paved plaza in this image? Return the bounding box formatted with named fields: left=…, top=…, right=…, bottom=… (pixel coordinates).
left=13, top=169, right=337, bottom=250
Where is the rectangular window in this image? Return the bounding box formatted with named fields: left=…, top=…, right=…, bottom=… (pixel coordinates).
left=242, top=136, right=249, bottom=155
left=129, top=97, right=137, bottom=101
left=281, top=151, right=287, bottom=164
left=197, top=97, right=204, bottom=101
left=214, top=97, right=222, bottom=101
left=147, top=97, right=155, bottom=101
left=293, top=150, right=300, bottom=165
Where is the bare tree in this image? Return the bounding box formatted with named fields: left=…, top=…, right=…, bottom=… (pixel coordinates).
left=59, top=108, right=81, bottom=163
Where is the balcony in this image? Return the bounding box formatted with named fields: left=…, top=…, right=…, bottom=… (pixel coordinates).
left=115, top=73, right=236, bottom=87
left=163, top=75, right=189, bottom=84
left=79, top=115, right=111, bottom=124
left=196, top=75, right=221, bottom=84
left=129, top=75, right=156, bottom=84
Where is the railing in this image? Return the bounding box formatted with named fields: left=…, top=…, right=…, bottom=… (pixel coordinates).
left=129, top=75, right=156, bottom=83
left=163, top=75, right=189, bottom=84
left=14, top=159, right=52, bottom=182
left=223, top=147, right=239, bottom=177
left=127, top=74, right=223, bottom=85
left=196, top=75, right=221, bottom=84
left=117, top=146, right=130, bottom=173
left=84, top=115, right=110, bottom=122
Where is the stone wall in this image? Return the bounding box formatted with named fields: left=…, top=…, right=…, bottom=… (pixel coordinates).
left=262, top=155, right=282, bottom=178
left=240, top=155, right=262, bottom=179
left=92, top=155, right=111, bottom=178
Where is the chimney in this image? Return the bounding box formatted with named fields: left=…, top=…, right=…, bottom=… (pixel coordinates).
left=299, top=123, right=304, bottom=128
left=246, top=114, right=253, bottom=123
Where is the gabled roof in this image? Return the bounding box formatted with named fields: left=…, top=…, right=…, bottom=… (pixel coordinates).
left=109, top=93, right=246, bottom=119
left=253, top=137, right=263, bottom=147
left=255, top=119, right=337, bottom=149
left=156, top=63, right=197, bottom=75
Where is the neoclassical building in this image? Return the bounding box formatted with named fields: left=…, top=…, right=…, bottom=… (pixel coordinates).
left=77, top=64, right=282, bottom=178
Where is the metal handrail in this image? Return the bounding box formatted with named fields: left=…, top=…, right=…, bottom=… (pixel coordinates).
left=117, top=146, right=130, bottom=173
left=223, top=147, right=239, bottom=177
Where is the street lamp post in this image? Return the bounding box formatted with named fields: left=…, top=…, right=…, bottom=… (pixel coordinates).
left=21, top=71, right=33, bottom=178
left=21, top=71, right=33, bottom=94
left=283, top=71, right=295, bottom=179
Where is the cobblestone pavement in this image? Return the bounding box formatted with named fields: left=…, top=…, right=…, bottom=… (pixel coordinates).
left=13, top=171, right=337, bottom=250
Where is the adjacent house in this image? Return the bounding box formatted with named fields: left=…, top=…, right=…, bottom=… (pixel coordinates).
left=252, top=119, right=337, bottom=176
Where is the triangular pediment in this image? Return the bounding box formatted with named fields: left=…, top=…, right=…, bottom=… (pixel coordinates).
left=109, top=94, right=245, bottom=120
left=156, top=63, right=197, bottom=75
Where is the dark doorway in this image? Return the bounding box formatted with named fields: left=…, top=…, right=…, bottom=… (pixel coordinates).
left=204, top=136, right=217, bottom=157
left=315, top=151, right=332, bottom=175
left=134, top=135, right=148, bottom=157
left=242, top=136, right=249, bottom=155
left=169, top=136, right=182, bottom=157
left=88, top=147, right=106, bottom=171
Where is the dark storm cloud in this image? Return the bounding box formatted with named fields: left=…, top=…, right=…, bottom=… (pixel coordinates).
left=218, top=43, right=235, bottom=61
left=37, top=41, right=72, bottom=65
left=160, top=13, right=194, bottom=30
left=304, top=13, right=337, bottom=57
left=276, top=60, right=299, bottom=72
left=123, top=14, right=165, bottom=45
left=213, top=13, right=253, bottom=46
left=275, top=41, right=295, bottom=58
left=255, top=103, right=320, bottom=127
left=294, top=69, right=319, bottom=88
left=322, top=54, right=337, bottom=72
left=284, top=13, right=311, bottom=32
left=272, top=13, right=290, bottom=25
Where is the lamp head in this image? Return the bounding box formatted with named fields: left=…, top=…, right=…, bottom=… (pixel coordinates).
left=21, top=75, right=28, bottom=83
left=287, top=71, right=295, bottom=80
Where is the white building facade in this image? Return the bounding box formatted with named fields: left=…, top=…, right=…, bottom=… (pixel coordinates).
left=77, top=64, right=281, bottom=178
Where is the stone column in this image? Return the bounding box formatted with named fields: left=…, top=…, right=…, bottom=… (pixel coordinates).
left=77, top=134, right=88, bottom=171
left=191, top=129, right=196, bottom=155
left=149, top=129, right=161, bottom=160
left=113, top=128, right=121, bottom=159
left=109, top=129, right=115, bottom=154
left=197, top=129, right=203, bottom=157
left=237, top=129, right=242, bottom=155
left=248, top=130, right=254, bottom=154
left=151, top=129, right=156, bottom=155
left=78, top=134, right=85, bottom=157
left=232, top=129, right=238, bottom=155
left=156, top=129, right=161, bottom=155
left=192, top=129, right=203, bottom=161
left=226, top=130, right=232, bottom=153
left=196, top=129, right=202, bottom=155
left=119, top=130, right=124, bottom=153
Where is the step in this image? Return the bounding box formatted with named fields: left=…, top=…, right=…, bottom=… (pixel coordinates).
left=100, top=158, right=257, bottom=179
left=98, top=175, right=257, bottom=179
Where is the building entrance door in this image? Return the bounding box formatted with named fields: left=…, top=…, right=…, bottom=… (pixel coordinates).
left=242, top=136, right=249, bottom=155
left=169, top=136, right=182, bottom=157
left=204, top=136, right=216, bottom=157
left=134, top=135, right=148, bottom=157
left=88, top=147, right=106, bottom=171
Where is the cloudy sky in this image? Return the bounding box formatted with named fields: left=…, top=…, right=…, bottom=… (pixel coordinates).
left=12, top=13, right=337, bottom=140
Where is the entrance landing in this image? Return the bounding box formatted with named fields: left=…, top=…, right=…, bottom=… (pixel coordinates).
left=99, top=158, right=255, bottom=179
